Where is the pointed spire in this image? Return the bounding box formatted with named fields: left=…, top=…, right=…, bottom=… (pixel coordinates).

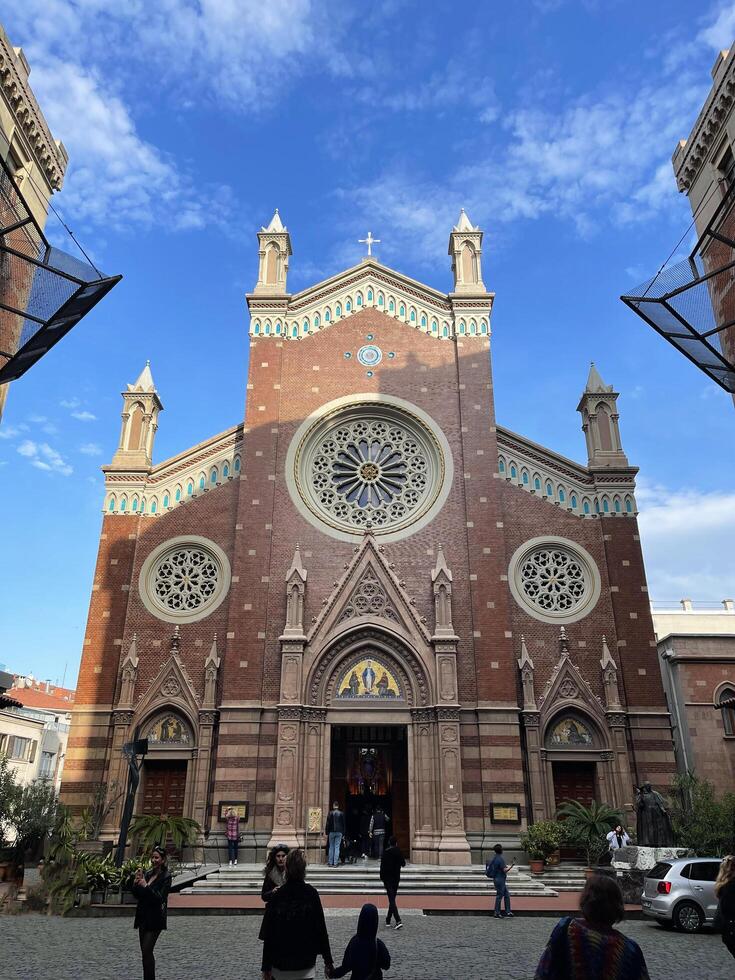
left=287, top=544, right=307, bottom=582
left=431, top=544, right=452, bottom=582
left=600, top=635, right=616, bottom=670
left=559, top=625, right=570, bottom=655
left=129, top=360, right=156, bottom=393
left=264, top=208, right=285, bottom=232
left=170, top=624, right=181, bottom=652
left=205, top=633, right=219, bottom=666
left=517, top=635, right=534, bottom=670
left=584, top=361, right=612, bottom=394
left=126, top=632, right=138, bottom=664
left=453, top=208, right=476, bottom=232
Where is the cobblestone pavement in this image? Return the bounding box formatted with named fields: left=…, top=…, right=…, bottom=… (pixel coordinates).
left=4, top=912, right=733, bottom=979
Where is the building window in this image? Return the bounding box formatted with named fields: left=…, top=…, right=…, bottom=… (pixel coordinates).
left=508, top=537, right=602, bottom=624
left=4, top=735, right=37, bottom=762
left=720, top=688, right=735, bottom=736
left=39, top=751, right=56, bottom=779
left=138, top=535, right=232, bottom=624
left=199, top=475, right=206, bottom=490
left=163, top=494, right=170, bottom=508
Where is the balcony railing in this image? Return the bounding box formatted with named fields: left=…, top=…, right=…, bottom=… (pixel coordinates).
left=0, top=156, right=121, bottom=385
left=621, top=179, right=735, bottom=394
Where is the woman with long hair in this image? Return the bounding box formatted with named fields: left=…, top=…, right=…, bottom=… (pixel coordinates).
left=715, top=854, right=735, bottom=961
left=260, top=848, right=333, bottom=980
left=131, top=845, right=172, bottom=980
left=261, top=843, right=289, bottom=902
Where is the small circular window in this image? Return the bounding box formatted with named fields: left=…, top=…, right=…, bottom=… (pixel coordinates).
left=508, top=537, right=600, bottom=624
left=139, top=535, right=231, bottom=624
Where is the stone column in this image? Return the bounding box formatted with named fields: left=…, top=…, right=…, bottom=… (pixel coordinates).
left=104, top=709, right=135, bottom=834
left=436, top=706, right=471, bottom=865
left=410, top=707, right=438, bottom=861
left=269, top=705, right=304, bottom=849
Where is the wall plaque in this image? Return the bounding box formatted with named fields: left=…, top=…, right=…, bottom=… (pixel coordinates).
left=219, top=801, right=249, bottom=822
left=307, top=807, right=323, bottom=834
left=490, top=803, right=521, bottom=824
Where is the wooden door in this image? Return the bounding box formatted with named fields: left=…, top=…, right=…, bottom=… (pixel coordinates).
left=142, top=760, right=187, bottom=816
left=552, top=761, right=596, bottom=807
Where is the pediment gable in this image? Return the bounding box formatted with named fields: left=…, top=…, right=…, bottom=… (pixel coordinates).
left=307, top=534, right=431, bottom=647
left=538, top=650, right=606, bottom=729
left=247, top=258, right=492, bottom=342
left=134, top=650, right=200, bottom=728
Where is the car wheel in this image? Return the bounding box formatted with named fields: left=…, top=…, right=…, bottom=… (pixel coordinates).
left=674, top=901, right=704, bottom=933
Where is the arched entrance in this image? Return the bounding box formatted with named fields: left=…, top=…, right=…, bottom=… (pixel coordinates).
left=270, top=625, right=471, bottom=865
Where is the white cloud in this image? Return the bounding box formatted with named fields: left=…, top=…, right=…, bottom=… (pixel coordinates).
left=26, top=57, right=234, bottom=234
left=637, top=479, right=735, bottom=601
left=71, top=410, right=97, bottom=422
left=17, top=440, right=73, bottom=476
left=78, top=442, right=102, bottom=456
left=0, top=425, right=21, bottom=440
left=698, top=3, right=735, bottom=49
left=60, top=398, right=80, bottom=409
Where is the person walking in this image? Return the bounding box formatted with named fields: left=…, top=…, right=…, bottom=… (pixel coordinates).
left=261, top=843, right=289, bottom=902
left=606, top=824, right=631, bottom=855
left=225, top=806, right=240, bottom=867
left=359, top=808, right=372, bottom=859
left=332, top=903, right=391, bottom=980
left=131, top=845, right=172, bottom=980
left=485, top=843, right=514, bottom=918
left=380, top=836, right=405, bottom=930
left=369, top=807, right=390, bottom=859
left=715, top=854, right=735, bottom=961
left=326, top=800, right=346, bottom=867
left=533, top=875, right=650, bottom=979
left=260, top=848, right=334, bottom=980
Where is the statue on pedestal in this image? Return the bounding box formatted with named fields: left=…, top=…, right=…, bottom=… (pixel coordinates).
left=635, top=782, right=674, bottom=846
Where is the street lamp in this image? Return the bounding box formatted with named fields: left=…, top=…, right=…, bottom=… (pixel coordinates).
left=114, top=737, right=148, bottom=867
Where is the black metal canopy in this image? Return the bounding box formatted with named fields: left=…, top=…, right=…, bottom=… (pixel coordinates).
left=0, top=156, right=121, bottom=385
left=621, top=181, right=735, bottom=394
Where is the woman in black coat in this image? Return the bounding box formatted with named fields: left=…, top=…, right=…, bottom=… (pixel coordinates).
left=261, top=843, right=289, bottom=902
left=131, top=845, right=172, bottom=980
left=260, top=848, right=333, bottom=980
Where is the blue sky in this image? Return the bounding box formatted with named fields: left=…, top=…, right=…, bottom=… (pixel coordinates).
left=2, top=0, right=735, bottom=685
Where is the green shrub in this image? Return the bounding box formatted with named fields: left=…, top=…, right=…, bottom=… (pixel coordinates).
left=556, top=800, right=623, bottom=867
left=520, top=820, right=564, bottom=861
left=669, top=773, right=735, bottom=856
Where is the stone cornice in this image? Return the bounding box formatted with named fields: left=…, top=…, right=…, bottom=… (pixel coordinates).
left=289, top=258, right=453, bottom=309
left=0, top=28, right=67, bottom=190
left=497, top=425, right=592, bottom=484
left=673, top=48, right=735, bottom=192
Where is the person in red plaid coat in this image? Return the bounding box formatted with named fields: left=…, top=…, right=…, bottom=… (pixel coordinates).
left=226, top=807, right=240, bottom=866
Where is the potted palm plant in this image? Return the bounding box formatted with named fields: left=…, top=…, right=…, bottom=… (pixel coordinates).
left=556, top=800, right=622, bottom=876
left=519, top=820, right=564, bottom=874
left=129, top=812, right=200, bottom=854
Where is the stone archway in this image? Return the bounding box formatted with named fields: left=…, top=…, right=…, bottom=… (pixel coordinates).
left=269, top=625, right=470, bottom=865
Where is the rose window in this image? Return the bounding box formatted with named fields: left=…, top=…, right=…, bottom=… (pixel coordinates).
left=508, top=537, right=600, bottom=624
left=153, top=548, right=220, bottom=612
left=293, top=402, right=447, bottom=536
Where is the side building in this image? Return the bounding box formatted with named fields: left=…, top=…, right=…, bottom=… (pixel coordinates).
left=652, top=599, right=735, bottom=796
left=0, top=678, right=74, bottom=792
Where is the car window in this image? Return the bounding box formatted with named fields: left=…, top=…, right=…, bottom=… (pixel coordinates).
left=647, top=862, right=672, bottom=879
left=689, top=862, right=720, bottom=882
left=679, top=864, right=692, bottom=879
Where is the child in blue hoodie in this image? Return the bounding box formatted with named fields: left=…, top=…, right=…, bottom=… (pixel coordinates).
left=331, top=903, right=391, bottom=980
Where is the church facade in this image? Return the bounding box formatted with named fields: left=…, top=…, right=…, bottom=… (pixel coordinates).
left=61, top=212, right=676, bottom=863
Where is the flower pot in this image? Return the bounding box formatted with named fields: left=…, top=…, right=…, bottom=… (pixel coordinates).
left=546, top=850, right=561, bottom=866
left=91, top=889, right=105, bottom=904
left=529, top=859, right=545, bottom=874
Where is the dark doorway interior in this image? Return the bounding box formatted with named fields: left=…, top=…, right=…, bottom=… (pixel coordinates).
left=141, top=760, right=187, bottom=817
left=330, top=725, right=409, bottom=855
left=552, top=760, right=596, bottom=807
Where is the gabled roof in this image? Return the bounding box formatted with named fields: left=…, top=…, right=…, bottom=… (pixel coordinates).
left=7, top=686, right=74, bottom=710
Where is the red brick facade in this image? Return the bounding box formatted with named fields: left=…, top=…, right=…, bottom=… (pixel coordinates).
left=62, top=258, right=676, bottom=862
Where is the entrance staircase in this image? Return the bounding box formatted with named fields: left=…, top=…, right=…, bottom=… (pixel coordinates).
left=181, top=862, right=588, bottom=898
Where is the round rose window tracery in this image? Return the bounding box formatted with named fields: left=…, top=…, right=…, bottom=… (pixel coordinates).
left=139, top=535, right=231, bottom=624
left=293, top=402, right=446, bottom=538
left=508, top=537, right=601, bottom=625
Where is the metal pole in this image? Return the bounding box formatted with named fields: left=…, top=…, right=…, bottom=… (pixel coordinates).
left=114, top=739, right=148, bottom=867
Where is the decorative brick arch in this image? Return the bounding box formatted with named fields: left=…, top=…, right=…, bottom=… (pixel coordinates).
left=308, top=626, right=430, bottom=707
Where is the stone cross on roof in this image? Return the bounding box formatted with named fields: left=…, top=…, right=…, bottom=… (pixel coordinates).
left=358, top=231, right=380, bottom=256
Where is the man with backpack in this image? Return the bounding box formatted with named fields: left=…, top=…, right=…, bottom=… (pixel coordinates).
left=325, top=801, right=346, bottom=867
left=486, top=843, right=514, bottom=918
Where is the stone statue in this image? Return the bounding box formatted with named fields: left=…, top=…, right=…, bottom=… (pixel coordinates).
left=635, top=782, right=674, bottom=847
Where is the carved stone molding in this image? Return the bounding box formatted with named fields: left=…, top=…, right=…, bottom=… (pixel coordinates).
left=302, top=707, right=327, bottom=722
left=278, top=705, right=303, bottom=721
left=606, top=712, right=627, bottom=728
left=599, top=751, right=614, bottom=762
left=198, top=710, right=219, bottom=725
left=112, top=709, right=134, bottom=726
left=436, top=706, right=460, bottom=721
left=410, top=707, right=436, bottom=724
left=521, top=711, right=540, bottom=728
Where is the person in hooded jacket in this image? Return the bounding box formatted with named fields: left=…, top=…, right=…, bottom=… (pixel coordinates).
left=332, top=903, right=391, bottom=980
left=260, top=848, right=333, bottom=980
